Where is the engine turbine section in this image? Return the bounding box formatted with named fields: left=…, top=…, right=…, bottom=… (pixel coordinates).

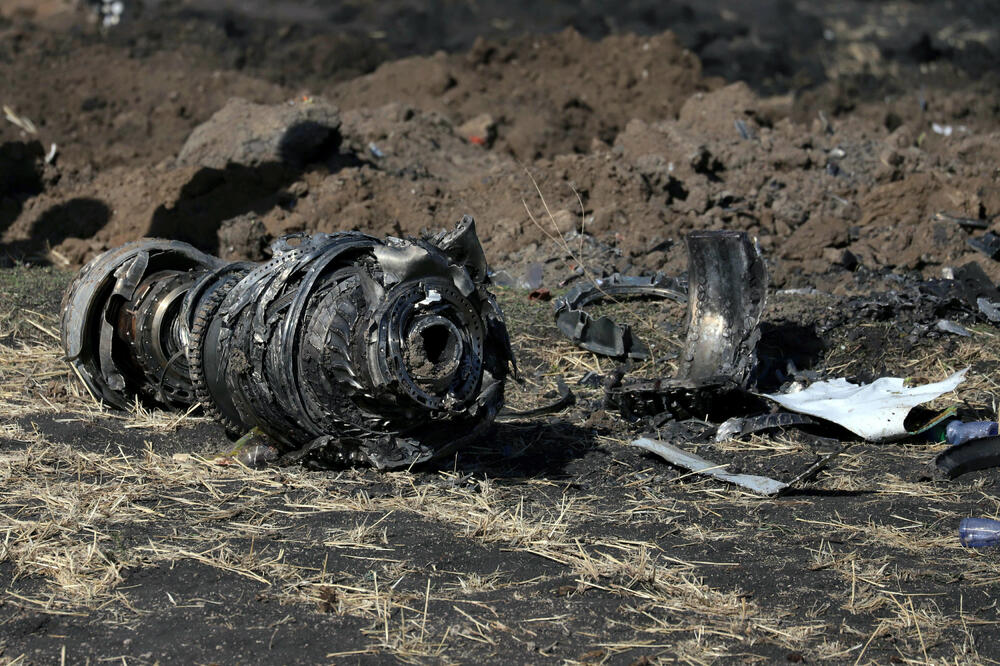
left=60, top=216, right=515, bottom=469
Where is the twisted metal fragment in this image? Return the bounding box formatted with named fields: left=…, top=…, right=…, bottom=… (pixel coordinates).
left=552, top=273, right=687, bottom=359
left=604, top=230, right=768, bottom=421
left=60, top=216, right=515, bottom=469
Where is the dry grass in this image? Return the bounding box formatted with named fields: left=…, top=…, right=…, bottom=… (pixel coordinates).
left=3, top=273, right=1000, bottom=663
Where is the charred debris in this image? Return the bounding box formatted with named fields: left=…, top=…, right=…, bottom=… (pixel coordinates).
left=547, top=230, right=997, bottom=499
left=60, top=217, right=1000, bottom=535
left=60, top=216, right=514, bottom=470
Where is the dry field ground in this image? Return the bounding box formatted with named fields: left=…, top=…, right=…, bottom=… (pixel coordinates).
left=2, top=265, right=1000, bottom=664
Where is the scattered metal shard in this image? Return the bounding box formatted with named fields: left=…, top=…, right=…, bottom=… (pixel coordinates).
left=714, top=412, right=817, bottom=443
left=632, top=437, right=842, bottom=496
left=936, top=319, right=972, bottom=337
left=499, top=377, right=575, bottom=419
left=632, top=437, right=779, bottom=495
left=679, top=230, right=768, bottom=386
left=553, top=273, right=687, bottom=359
left=552, top=231, right=765, bottom=371
left=60, top=216, right=515, bottom=469
left=605, top=231, right=769, bottom=422
left=933, top=211, right=988, bottom=230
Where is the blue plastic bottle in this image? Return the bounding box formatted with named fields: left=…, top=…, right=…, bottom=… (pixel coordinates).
left=945, top=420, right=999, bottom=447
left=959, top=517, right=1000, bottom=548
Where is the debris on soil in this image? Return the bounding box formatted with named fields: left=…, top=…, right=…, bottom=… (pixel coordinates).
left=6, top=1, right=1000, bottom=662
left=714, top=412, right=817, bottom=443
left=679, top=230, right=768, bottom=387
left=59, top=216, right=514, bottom=469
left=602, top=230, right=769, bottom=428
left=968, top=232, right=1000, bottom=261
left=499, top=377, right=574, bottom=419
left=762, top=369, right=967, bottom=441
left=553, top=272, right=686, bottom=359
left=934, top=211, right=989, bottom=230
left=936, top=319, right=972, bottom=337
left=632, top=436, right=842, bottom=496
left=633, top=436, right=789, bottom=496
left=3, top=104, right=38, bottom=135
left=978, top=297, right=1000, bottom=322
left=936, top=435, right=1000, bottom=479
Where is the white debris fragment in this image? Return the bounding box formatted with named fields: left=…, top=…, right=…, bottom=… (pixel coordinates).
left=760, top=369, right=967, bottom=441
left=932, top=123, right=953, bottom=136
left=714, top=418, right=744, bottom=443
left=978, top=297, right=1000, bottom=323
left=417, top=289, right=442, bottom=307
left=936, top=319, right=972, bottom=337
left=632, top=437, right=789, bottom=496
left=45, top=143, right=58, bottom=164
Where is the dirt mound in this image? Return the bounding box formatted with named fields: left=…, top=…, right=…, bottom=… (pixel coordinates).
left=330, top=28, right=709, bottom=161
left=2, top=6, right=1000, bottom=294
left=176, top=96, right=342, bottom=169
left=0, top=22, right=285, bottom=169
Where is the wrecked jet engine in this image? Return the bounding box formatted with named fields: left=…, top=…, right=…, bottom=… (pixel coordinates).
left=60, top=216, right=515, bottom=469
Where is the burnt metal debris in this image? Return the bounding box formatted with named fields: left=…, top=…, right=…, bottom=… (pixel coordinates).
left=60, top=216, right=515, bottom=469
left=714, top=412, right=818, bottom=443
left=553, top=273, right=687, bottom=359
left=605, top=230, right=769, bottom=421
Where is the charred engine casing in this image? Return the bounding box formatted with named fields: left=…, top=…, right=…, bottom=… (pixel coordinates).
left=60, top=217, right=515, bottom=469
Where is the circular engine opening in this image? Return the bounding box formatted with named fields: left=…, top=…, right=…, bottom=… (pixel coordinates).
left=405, top=315, right=463, bottom=387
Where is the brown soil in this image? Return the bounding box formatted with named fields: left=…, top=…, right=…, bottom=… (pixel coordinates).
left=2, top=1, right=999, bottom=292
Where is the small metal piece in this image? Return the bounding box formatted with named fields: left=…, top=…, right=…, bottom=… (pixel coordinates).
left=968, top=232, right=1000, bottom=261
left=734, top=119, right=755, bottom=140
left=715, top=412, right=817, bottom=442
left=632, top=437, right=843, bottom=496
left=934, top=211, right=989, bottom=230
left=552, top=273, right=687, bottom=359
left=60, top=218, right=515, bottom=469
left=936, top=319, right=972, bottom=337
left=632, top=437, right=788, bottom=495
left=978, top=297, right=1000, bottom=323
left=499, top=377, right=575, bottom=419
